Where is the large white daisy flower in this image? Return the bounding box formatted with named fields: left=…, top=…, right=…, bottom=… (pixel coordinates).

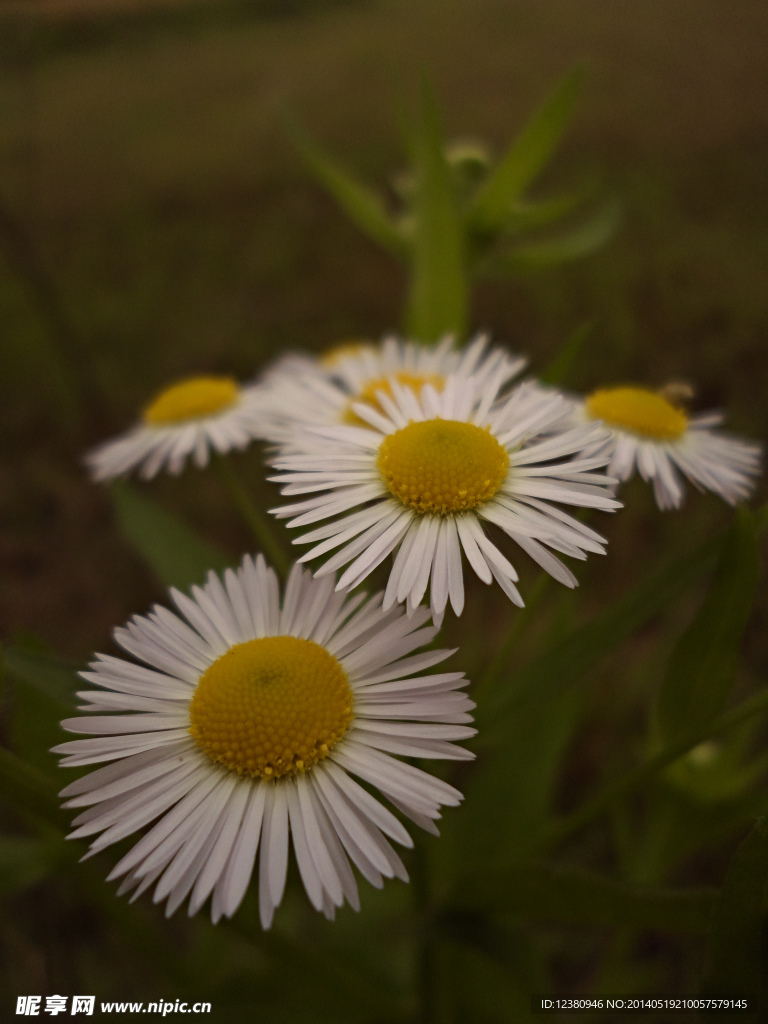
left=54, top=557, right=473, bottom=928
left=269, top=374, right=620, bottom=622
left=576, top=385, right=762, bottom=510
left=256, top=333, right=526, bottom=444
left=86, top=375, right=267, bottom=481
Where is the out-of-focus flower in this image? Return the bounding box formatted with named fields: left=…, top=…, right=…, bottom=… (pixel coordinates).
left=86, top=375, right=267, bottom=481
left=255, top=334, right=525, bottom=444
left=575, top=385, right=761, bottom=510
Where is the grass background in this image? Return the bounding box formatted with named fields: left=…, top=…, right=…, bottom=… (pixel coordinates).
left=1, top=0, right=767, bottom=1017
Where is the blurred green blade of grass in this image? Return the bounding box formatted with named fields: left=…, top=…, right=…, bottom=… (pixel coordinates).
left=537, top=683, right=768, bottom=860
left=405, top=78, right=466, bottom=342
left=487, top=196, right=622, bottom=274
left=702, top=816, right=768, bottom=1012
left=437, top=675, right=584, bottom=890
left=447, top=863, right=717, bottom=933
left=286, top=116, right=408, bottom=259
left=111, top=479, right=233, bottom=591
left=465, top=65, right=584, bottom=240
left=3, top=644, right=80, bottom=707
left=448, top=506, right=766, bottom=878
left=538, top=320, right=594, bottom=386
left=655, top=507, right=759, bottom=746
left=0, top=835, right=56, bottom=897
left=477, top=504, right=768, bottom=745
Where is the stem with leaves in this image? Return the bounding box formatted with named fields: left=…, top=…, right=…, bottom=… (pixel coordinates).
left=213, top=455, right=290, bottom=577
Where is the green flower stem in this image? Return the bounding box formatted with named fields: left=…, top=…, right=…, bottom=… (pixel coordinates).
left=474, top=572, right=551, bottom=700
left=412, top=842, right=437, bottom=1024
left=213, top=455, right=290, bottom=577
left=0, top=748, right=188, bottom=982
left=535, top=685, right=768, bottom=857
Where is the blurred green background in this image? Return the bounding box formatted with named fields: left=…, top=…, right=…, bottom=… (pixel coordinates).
left=1, top=0, right=767, bottom=1019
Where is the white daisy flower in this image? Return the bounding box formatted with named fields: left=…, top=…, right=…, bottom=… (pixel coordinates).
left=577, top=385, right=762, bottom=510
left=86, top=375, right=267, bottom=481
left=53, top=557, right=473, bottom=928
left=256, top=333, right=526, bottom=443
left=269, top=373, right=621, bottom=622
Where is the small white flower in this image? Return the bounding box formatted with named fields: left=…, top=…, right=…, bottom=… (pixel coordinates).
left=576, top=385, right=762, bottom=510
left=54, top=557, right=473, bottom=928
left=269, top=373, right=620, bottom=622
left=86, top=375, right=267, bottom=481
left=256, top=333, right=526, bottom=444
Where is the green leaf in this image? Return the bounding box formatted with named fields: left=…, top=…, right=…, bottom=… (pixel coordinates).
left=3, top=645, right=77, bottom=777
left=3, top=645, right=79, bottom=707
left=466, top=66, right=584, bottom=239
left=539, top=321, right=593, bottom=386
left=503, top=188, right=588, bottom=234
left=476, top=506, right=768, bottom=747
left=439, top=681, right=583, bottom=889
left=0, top=746, right=63, bottom=826
left=488, top=197, right=621, bottom=273
left=285, top=118, right=408, bottom=259
left=703, top=817, right=768, bottom=1011
left=111, top=480, right=231, bottom=592
left=405, top=79, right=467, bottom=342
left=449, top=864, right=716, bottom=933
left=656, top=508, right=759, bottom=746
left=476, top=529, right=723, bottom=747
left=0, top=835, right=56, bottom=896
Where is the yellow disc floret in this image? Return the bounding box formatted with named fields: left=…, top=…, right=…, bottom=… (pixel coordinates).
left=189, top=636, right=353, bottom=779
left=320, top=340, right=375, bottom=368
left=142, top=376, right=239, bottom=426
left=377, top=419, right=509, bottom=515
left=585, top=386, right=688, bottom=440
left=344, top=372, right=445, bottom=426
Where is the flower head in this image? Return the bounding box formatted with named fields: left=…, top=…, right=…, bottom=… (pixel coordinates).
left=54, top=558, right=473, bottom=927
left=256, top=334, right=526, bottom=444
left=270, top=373, right=620, bottom=622
left=578, top=385, right=761, bottom=510
left=86, top=374, right=267, bottom=481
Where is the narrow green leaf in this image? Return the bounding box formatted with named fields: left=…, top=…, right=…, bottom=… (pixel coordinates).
left=3, top=645, right=79, bottom=707
left=477, top=533, right=721, bottom=745
left=405, top=79, right=467, bottom=342
left=111, top=480, right=231, bottom=591
left=285, top=119, right=407, bottom=259
left=450, top=864, right=716, bottom=933
left=488, top=197, right=621, bottom=273
left=504, top=189, right=588, bottom=234
left=477, top=506, right=767, bottom=746
left=466, top=66, right=584, bottom=239
left=536, top=683, right=768, bottom=858
left=703, top=817, right=768, bottom=1009
left=656, top=509, right=759, bottom=746
left=0, top=746, right=63, bottom=826
left=0, top=835, right=56, bottom=896
left=440, top=682, right=583, bottom=888
left=539, top=321, right=593, bottom=386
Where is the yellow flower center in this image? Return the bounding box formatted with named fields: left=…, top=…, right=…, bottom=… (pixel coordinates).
left=377, top=419, right=509, bottom=515
left=142, top=376, right=239, bottom=426
left=320, top=340, right=375, bottom=368
left=344, top=371, right=445, bottom=426
left=585, top=386, right=688, bottom=440
left=189, top=636, right=353, bottom=779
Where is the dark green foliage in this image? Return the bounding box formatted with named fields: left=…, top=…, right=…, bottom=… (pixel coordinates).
left=465, top=67, right=584, bottom=241
left=655, top=508, right=759, bottom=746
left=111, top=480, right=233, bottom=591
left=703, top=818, right=768, bottom=1015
